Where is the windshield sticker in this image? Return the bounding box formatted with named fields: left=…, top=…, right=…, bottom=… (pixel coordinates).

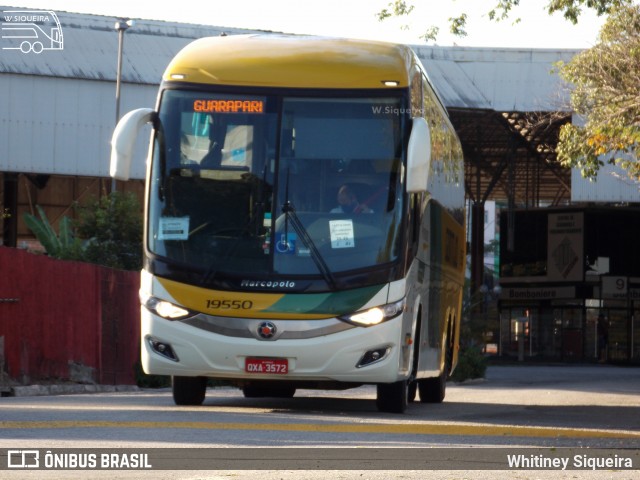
left=329, top=220, right=355, bottom=249
left=275, top=232, right=296, bottom=254
left=158, top=217, right=190, bottom=241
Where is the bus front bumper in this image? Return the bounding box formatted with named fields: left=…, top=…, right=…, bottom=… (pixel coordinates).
left=141, top=309, right=407, bottom=385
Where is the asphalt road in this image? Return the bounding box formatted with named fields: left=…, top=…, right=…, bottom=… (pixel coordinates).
left=1, top=364, right=639, bottom=479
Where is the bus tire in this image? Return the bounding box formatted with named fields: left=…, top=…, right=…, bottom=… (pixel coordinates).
left=418, top=342, right=452, bottom=403
left=417, top=371, right=446, bottom=403
left=172, top=376, right=207, bottom=405
left=376, top=379, right=408, bottom=413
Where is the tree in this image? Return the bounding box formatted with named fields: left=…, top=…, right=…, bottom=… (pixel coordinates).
left=378, top=1, right=639, bottom=179
left=377, top=0, right=628, bottom=42
left=555, top=3, right=640, bottom=178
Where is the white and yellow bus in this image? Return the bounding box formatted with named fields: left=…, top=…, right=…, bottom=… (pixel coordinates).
left=111, top=34, right=465, bottom=413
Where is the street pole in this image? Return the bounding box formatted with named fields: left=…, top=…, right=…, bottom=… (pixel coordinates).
left=112, top=19, right=134, bottom=193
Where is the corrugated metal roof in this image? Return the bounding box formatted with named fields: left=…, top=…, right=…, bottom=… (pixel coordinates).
left=417, top=58, right=491, bottom=109
left=0, top=8, right=260, bottom=84
left=414, top=46, right=579, bottom=111
left=572, top=164, right=640, bottom=203
left=0, top=7, right=579, bottom=110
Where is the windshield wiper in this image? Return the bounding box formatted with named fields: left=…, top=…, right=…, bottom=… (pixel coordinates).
left=282, top=172, right=337, bottom=291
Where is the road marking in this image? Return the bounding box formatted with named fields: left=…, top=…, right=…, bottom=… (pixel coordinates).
left=0, top=421, right=638, bottom=439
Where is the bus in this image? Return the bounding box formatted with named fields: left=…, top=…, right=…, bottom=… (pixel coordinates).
left=111, top=34, right=466, bottom=413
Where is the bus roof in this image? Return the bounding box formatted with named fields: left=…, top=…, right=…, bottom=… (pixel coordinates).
left=162, top=34, right=417, bottom=89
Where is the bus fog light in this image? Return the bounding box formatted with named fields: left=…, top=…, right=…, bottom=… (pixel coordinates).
left=147, top=337, right=179, bottom=362
left=357, top=347, right=391, bottom=368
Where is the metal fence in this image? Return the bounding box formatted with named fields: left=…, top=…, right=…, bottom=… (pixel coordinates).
left=0, top=246, right=140, bottom=385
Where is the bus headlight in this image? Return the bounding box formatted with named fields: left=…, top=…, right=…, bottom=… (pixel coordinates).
left=143, top=295, right=193, bottom=320
left=340, top=299, right=405, bottom=327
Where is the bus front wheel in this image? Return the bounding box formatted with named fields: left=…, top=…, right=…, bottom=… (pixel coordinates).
left=172, top=376, right=207, bottom=405
left=376, top=379, right=408, bottom=413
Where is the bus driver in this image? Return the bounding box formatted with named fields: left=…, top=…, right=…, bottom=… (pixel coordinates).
left=330, top=185, right=373, bottom=214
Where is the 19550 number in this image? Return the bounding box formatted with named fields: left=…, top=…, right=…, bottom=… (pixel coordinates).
left=206, top=299, right=253, bottom=310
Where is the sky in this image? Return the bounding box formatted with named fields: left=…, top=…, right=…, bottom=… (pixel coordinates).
left=3, top=0, right=608, bottom=49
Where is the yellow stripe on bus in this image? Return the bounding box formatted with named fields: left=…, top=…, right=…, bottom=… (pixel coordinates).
left=157, top=277, right=331, bottom=320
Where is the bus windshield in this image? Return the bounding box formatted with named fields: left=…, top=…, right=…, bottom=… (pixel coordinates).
left=148, top=90, right=405, bottom=284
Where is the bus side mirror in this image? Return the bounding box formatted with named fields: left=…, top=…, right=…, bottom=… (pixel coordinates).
left=110, top=108, right=156, bottom=181
left=406, top=117, right=431, bottom=193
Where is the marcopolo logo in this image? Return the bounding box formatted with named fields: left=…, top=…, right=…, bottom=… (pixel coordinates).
left=2, top=10, right=64, bottom=54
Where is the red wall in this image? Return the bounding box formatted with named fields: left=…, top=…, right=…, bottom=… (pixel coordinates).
left=0, top=247, right=140, bottom=384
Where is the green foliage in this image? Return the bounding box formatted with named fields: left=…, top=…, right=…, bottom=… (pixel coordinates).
left=377, top=0, right=625, bottom=42
left=556, top=3, right=640, bottom=178
left=76, top=192, right=143, bottom=271
left=420, top=26, right=440, bottom=42
left=448, top=13, right=468, bottom=37
left=23, top=205, right=58, bottom=254
left=23, top=192, right=143, bottom=271
left=488, top=0, right=520, bottom=22
left=449, top=276, right=491, bottom=382
left=450, top=346, right=488, bottom=382
left=546, top=0, right=628, bottom=23
left=23, top=205, right=84, bottom=260
left=376, top=0, right=414, bottom=21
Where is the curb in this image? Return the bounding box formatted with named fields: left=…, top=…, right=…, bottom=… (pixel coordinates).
left=8, top=384, right=140, bottom=397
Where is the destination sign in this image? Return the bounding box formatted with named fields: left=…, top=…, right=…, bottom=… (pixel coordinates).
left=193, top=99, right=264, bottom=113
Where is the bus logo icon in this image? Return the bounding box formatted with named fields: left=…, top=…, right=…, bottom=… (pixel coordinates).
left=7, top=450, right=40, bottom=468
left=2, top=10, right=64, bottom=54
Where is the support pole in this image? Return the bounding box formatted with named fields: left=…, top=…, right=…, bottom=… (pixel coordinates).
left=470, top=200, right=485, bottom=296
left=2, top=173, right=18, bottom=248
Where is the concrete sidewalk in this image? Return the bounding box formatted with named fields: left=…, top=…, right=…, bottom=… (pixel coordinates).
left=3, top=383, right=139, bottom=397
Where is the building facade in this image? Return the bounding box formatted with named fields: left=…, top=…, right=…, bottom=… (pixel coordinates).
left=498, top=206, right=640, bottom=364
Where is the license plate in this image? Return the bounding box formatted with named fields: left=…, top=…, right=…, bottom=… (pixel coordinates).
left=245, top=357, right=289, bottom=374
